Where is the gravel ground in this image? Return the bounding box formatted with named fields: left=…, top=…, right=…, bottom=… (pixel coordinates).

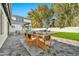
left=0, top=33, right=79, bottom=56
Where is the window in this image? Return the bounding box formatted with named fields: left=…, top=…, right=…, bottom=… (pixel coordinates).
left=12, top=25, right=15, bottom=28
left=12, top=17, right=16, bottom=20
left=16, top=17, right=23, bottom=22
left=0, top=9, right=2, bottom=34
left=0, top=9, right=4, bottom=34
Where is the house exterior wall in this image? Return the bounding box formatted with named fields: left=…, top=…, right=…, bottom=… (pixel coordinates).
left=10, top=15, right=32, bottom=34
left=0, top=4, right=8, bottom=48
left=10, top=24, right=22, bottom=32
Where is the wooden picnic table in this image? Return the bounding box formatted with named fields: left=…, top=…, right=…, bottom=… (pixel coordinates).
left=25, top=32, right=52, bottom=51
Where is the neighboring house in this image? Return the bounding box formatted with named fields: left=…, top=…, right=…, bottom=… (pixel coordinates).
left=10, top=15, right=32, bottom=34
left=0, top=3, right=11, bottom=48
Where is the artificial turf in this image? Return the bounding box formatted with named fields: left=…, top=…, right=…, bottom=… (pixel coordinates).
left=51, top=32, right=79, bottom=41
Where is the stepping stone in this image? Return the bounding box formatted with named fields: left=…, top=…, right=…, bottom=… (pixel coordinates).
left=20, top=39, right=44, bottom=56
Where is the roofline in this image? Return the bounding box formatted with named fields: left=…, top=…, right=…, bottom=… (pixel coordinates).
left=12, top=15, right=31, bottom=20
left=13, top=15, right=26, bottom=19
left=2, top=3, right=11, bottom=25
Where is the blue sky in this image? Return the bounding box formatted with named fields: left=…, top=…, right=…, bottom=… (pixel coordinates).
left=12, top=3, right=51, bottom=17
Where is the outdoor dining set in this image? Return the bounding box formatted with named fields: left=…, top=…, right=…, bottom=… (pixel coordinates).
left=24, top=30, right=53, bottom=51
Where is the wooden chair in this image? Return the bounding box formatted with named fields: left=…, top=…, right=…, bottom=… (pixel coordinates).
left=44, top=35, right=51, bottom=46
left=40, top=33, right=52, bottom=51
left=25, top=33, right=36, bottom=47
left=35, top=34, right=41, bottom=47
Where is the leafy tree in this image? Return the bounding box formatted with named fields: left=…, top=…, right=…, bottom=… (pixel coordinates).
left=52, top=3, right=79, bottom=27
left=27, top=4, right=54, bottom=28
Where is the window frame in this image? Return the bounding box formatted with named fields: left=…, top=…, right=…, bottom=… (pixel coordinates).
left=0, top=9, right=4, bottom=35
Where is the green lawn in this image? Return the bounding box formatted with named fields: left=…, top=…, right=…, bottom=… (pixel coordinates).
left=51, top=32, right=79, bottom=41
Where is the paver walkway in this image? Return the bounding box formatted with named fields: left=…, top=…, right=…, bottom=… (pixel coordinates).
left=0, top=34, right=30, bottom=56
left=52, top=36, right=79, bottom=46
left=0, top=33, right=79, bottom=56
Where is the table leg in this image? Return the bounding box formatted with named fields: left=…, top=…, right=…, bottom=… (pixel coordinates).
left=36, top=35, right=40, bottom=47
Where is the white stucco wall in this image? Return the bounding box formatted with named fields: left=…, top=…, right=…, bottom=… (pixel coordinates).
left=48, top=27, right=79, bottom=33
left=10, top=24, right=23, bottom=33
left=0, top=4, right=8, bottom=48
left=13, top=24, right=22, bottom=31
left=32, top=27, right=79, bottom=33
